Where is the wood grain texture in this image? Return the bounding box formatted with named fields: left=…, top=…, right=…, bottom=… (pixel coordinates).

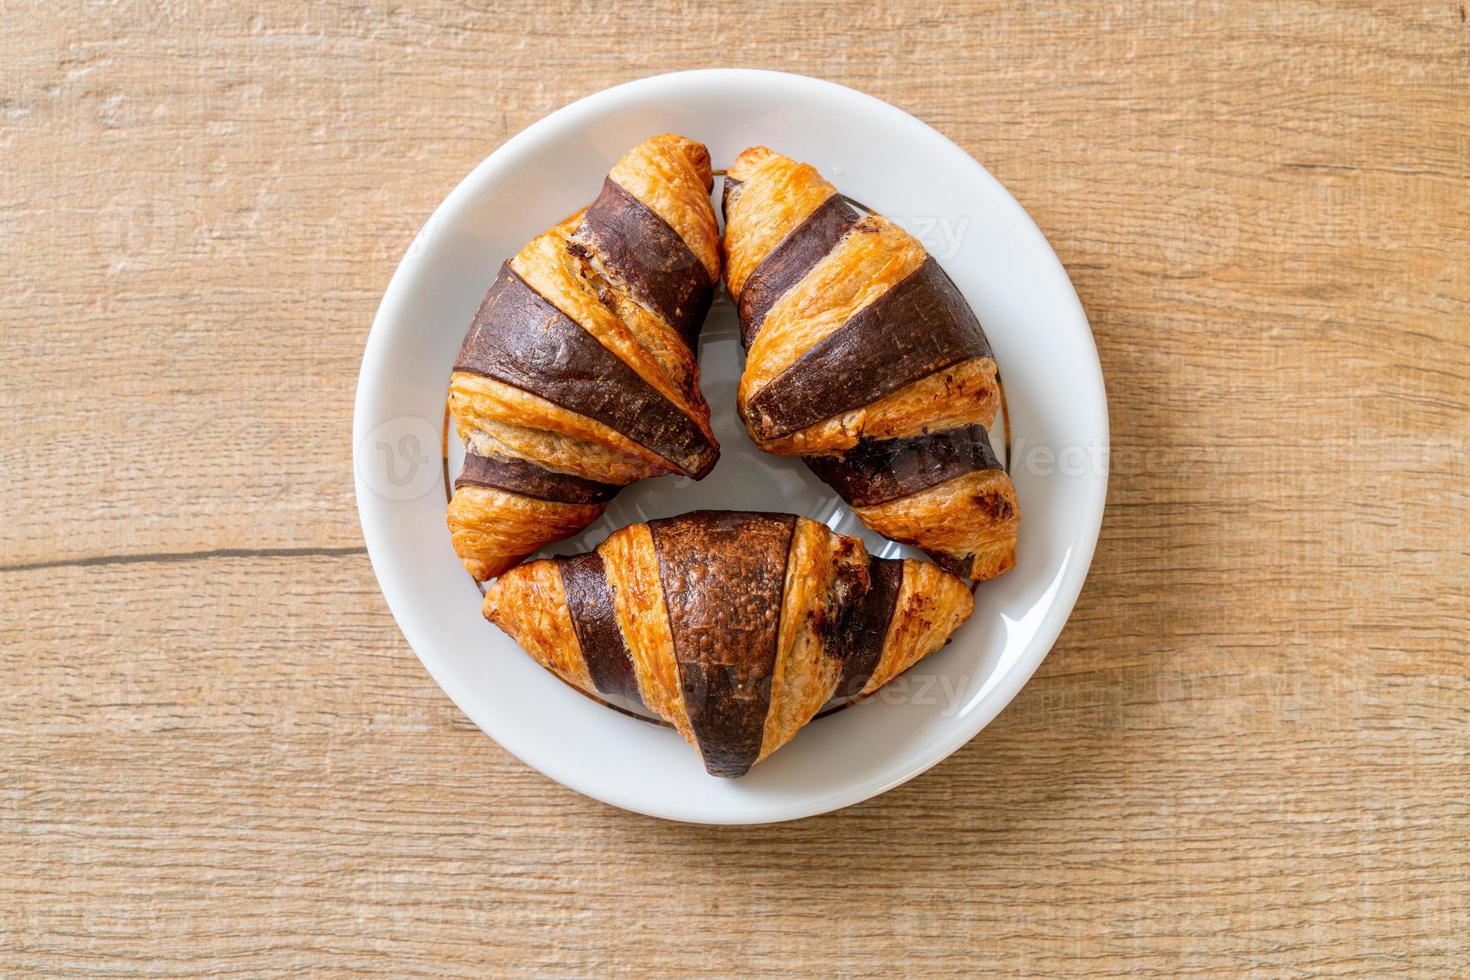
left=3, top=1, right=1468, bottom=975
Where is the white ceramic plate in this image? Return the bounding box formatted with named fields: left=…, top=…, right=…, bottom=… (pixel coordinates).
left=354, top=69, right=1107, bottom=824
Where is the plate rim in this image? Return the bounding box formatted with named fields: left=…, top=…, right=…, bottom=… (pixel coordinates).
left=353, top=68, right=1109, bottom=824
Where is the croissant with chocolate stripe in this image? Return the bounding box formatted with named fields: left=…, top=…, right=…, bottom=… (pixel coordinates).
left=723, top=147, right=1019, bottom=581
left=483, top=511, right=975, bottom=777
left=447, top=135, right=721, bottom=580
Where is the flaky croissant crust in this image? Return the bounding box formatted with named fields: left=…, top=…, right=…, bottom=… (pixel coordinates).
left=445, top=134, right=722, bottom=581
left=723, top=145, right=1019, bottom=581
left=726, top=147, right=999, bottom=454
left=484, top=511, right=975, bottom=777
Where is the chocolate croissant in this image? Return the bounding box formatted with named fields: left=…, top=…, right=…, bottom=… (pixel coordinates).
left=447, top=135, right=722, bottom=580
left=483, top=511, right=975, bottom=776
left=722, top=147, right=1019, bottom=580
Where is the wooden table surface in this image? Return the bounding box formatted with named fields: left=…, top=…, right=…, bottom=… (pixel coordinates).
left=4, top=2, right=1468, bottom=975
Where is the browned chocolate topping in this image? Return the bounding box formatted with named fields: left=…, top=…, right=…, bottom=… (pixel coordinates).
left=745, top=256, right=993, bottom=440
left=735, top=193, right=860, bottom=349
left=648, top=511, right=797, bottom=778
left=720, top=176, right=742, bottom=229
left=454, top=263, right=717, bottom=477
left=559, top=552, right=643, bottom=705
left=930, top=550, right=974, bottom=578
left=834, top=556, right=904, bottom=698
left=574, top=178, right=713, bottom=348
left=803, top=423, right=1002, bottom=507
left=456, top=451, right=621, bottom=504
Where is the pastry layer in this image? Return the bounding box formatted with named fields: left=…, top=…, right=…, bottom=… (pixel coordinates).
left=481, top=559, right=593, bottom=691
left=449, top=372, right=671, bottom=483
left=758, top=518, right=868, bottom=762
left=455, top=262, right=716, bottom=478
left=446, top=484, right=606, bottom=582
left=735, top=193, right=861, bottom=349
left=572, top=177, right=712, bottom=347
left=512, top=220, right=708, bottom=429
left=744, top=254, right=993, bottom=442
left=754, top=357, right=1000, bottom=455
left=855, top=468, right=1020, bottom=582
left=599, top=523, right=693, bottom=745
left=607, top=134, right=720, bottom=284
left=723, top=145, right=841, bottom=299
left=740, top=215, right=927, bottom=409
left=804, top=423, right=1002, bottom=508
left=457, top=451, right=620, bottom=505
left=862, top=559, right=975, bottom=694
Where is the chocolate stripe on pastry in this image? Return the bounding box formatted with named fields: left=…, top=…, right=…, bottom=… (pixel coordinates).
left=559, top=552, right=643, bottom=704
left=649, top=511, right=796, bottom=778
left=834, top=556, right=903, bottom=698
left=574, top=178, right=713, bottom=348
left=745, top=257, right=994, bottom=440
left=736, top=194, right=860, bottom=349
left=931, top=551, right=972, bottom=577
left=804, top=423, right=1002, bottom=508
left=456, top=451, right=621, bottom=504
left=720, top=176, right=742, bottom=228
left=455, top=263, right=716, bottom=476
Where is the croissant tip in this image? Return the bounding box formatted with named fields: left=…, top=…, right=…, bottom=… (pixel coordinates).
left=730, top=145, right=777, bottom=174
left=462, top=557, right=495, bottom=582
left=480, top=581, right=503, bottom=625
left=683, top=447, right=722, bottom=481
left=640, top=133, right=713, bottom=190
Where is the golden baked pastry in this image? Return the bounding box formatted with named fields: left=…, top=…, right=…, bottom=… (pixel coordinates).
left=722, top=146, right=1019, bottom=580
left=447, top=135, right=721, bottom=580
left=483, top=510, right=975, bottom=777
